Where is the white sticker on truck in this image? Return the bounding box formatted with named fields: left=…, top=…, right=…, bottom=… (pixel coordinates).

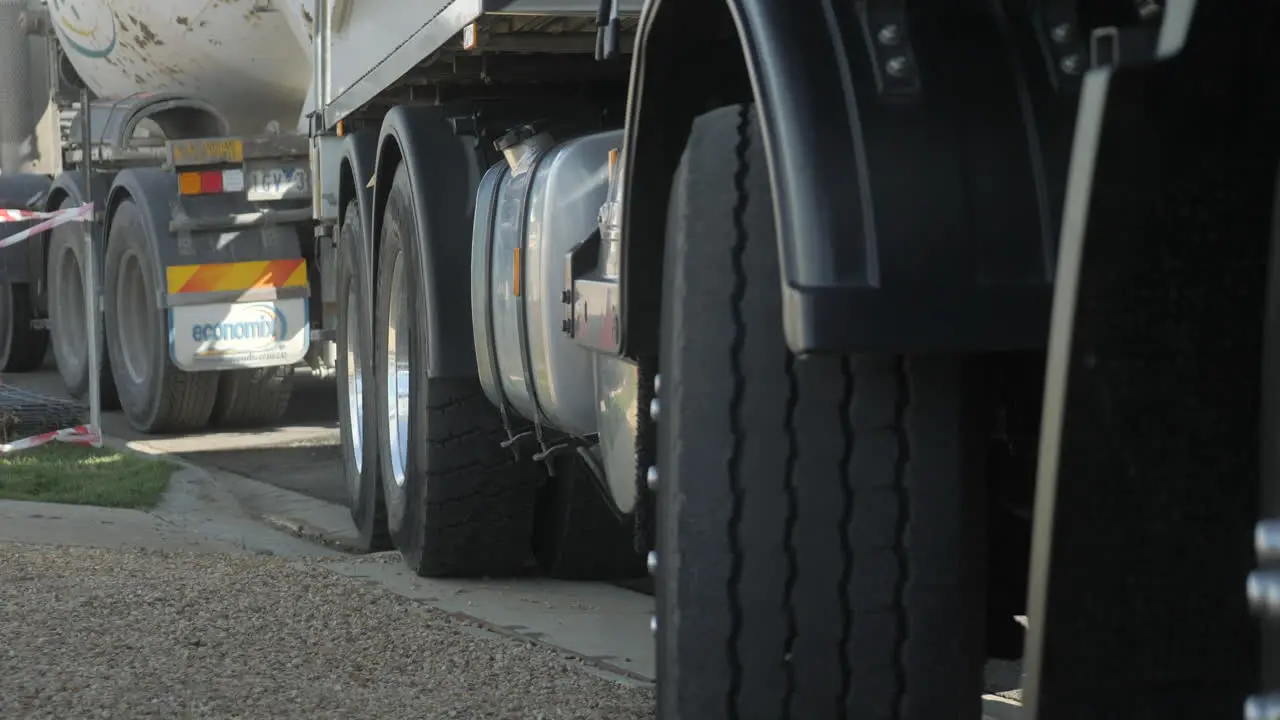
left=168, top=298, right=310, bottom=372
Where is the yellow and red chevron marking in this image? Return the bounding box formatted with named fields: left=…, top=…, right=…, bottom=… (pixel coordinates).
left=165, top=259, right=308, bottom=295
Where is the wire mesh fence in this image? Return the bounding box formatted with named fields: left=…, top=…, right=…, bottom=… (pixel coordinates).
left=0, top=382, right=86, bottom=445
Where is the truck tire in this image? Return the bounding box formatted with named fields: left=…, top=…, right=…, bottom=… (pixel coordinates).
left=532, top=451, right=644, bottom=580
left=46, top=194, right=119, bottom=408
left=337, top=200, right=391, bottom=552
left=0, top=173, right=56, bottom=374
left=375, top=162, right=537, bottom=578
left=654, top=104, right=986, bottom=719
left=104, top=199, right=218, bottom=433
left=209, top=366, right=294, bottom=428
left=0, top=282, right=46, bottom=372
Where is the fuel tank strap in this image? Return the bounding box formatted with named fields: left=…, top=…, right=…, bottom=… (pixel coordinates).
left=513, top=148, right=557, bottom=457
left=479, top=163, right=530, bottom=456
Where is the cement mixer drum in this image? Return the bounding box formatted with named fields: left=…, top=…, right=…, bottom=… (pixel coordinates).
left=48, top=0, right=312, bottom=133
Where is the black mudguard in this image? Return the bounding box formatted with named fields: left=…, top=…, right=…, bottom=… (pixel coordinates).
left=32, top=171, right=112, bottom=317
left=0, top=174, right=54, bottom=309
left=339, top=129, right=379, bottom=261
left=105, top=169, right=304, bottom=308
left=1023, top=1, right=1271, bottom=716
left=619, top=0, right=1076, bottom=356
left=371, top=105, right=487, bottom=379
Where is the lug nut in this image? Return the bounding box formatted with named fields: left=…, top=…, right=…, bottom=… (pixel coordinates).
left=649, top=397, right=660, bottom=421
left=1247, top=570, right=1280, bottom=616
left=647, top=551, right=657, bottom=575
left=876, top=24, right=900, bottom=46
left=646, top=465, right=658, bottom=491
left=1246, top=692, right=1280, bottom=720
left=885, top=56, right=910, bottom=78
left=1257, top=520, right=1280, bottom=561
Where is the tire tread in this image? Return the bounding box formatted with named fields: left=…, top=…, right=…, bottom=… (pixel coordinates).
left=658, top=104, right=983, bottom=720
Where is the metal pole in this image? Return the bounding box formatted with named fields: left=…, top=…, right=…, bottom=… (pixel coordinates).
left=79, top=86, right=100, bottom=445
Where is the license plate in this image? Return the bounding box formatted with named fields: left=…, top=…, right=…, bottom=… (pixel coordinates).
left=168, top=298, right=310, bottom=372
left=245, top=165, right=310, bottom=201
left=170, top=138, right=244, bottom=166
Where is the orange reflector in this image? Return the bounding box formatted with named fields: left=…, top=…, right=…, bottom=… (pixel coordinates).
left=512, top=247, right=522, bottom=297
left=608, top=148, right=619, bottom=183
left=336, top=120, right=345, bottom=137
left=178, top=172, right=202, bottom=195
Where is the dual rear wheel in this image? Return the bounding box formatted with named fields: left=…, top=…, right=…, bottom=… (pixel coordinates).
left=97, top=193, right=293, bottom=434
left=340, top=148, right=640, bottom=579
left=338, top=106, right=989, bottom=718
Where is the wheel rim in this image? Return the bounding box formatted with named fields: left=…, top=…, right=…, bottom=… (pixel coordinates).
left=116, top=251, right=154, bottom=385
left=53, top=243, right=87, bottom=379
left=385, top=256, right=410, bottom=488
left=345, top=283, right=364, bottom=476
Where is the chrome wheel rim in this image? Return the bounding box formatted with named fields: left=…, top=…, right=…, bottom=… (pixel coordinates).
left=53, top=243, right=87, bottom=380
left=345, top=283, right=365, bottom=477
left=384, top=256, right=410, bottom=488
left=117, top=251, right=153, bottom=385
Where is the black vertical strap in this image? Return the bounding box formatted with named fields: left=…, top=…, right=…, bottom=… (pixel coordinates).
left=480, top=163, right=530, bottom=457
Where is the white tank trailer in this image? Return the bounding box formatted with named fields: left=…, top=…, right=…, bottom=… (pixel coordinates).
left=47, top=0, right=313, bottom=133
left=0, top=0, right=327, bottom=434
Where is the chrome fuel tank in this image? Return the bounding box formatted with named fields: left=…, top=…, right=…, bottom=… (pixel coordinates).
left=471, top=129, right=623, bottom=438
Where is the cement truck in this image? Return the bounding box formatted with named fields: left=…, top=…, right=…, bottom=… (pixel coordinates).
left=0, top=0, right=322, bottom=431
left=1, top=0, right=1275, bottom=718
left=308, top=0, right=1280, bottom=718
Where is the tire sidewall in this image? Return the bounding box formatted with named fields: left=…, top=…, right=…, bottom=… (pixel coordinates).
left=46, top=218, right=90, bottom=395
left=337, top=201, right=381, bottom=523
left=104, top=200, right=166, bottom=430
left=376, top=171, right=414, bottom=546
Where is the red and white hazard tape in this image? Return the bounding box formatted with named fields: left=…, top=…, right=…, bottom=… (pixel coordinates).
left=0, top=202, right=93, bottom=249
left=0, top=424, right=101, bottom=455
left=0, top=203, right=103, bottom=454
left=0, top=207, right=68, bottom=223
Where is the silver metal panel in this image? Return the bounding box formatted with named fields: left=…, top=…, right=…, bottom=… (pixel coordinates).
left=320, top=0, right=646, bottom=128
left=322, top=0, right=483, bottom=128
left=593, top=354, right=639, bottom=513
left=523, top=130, right=621, bottom=436
left=310, top=134, right=343, bottom=221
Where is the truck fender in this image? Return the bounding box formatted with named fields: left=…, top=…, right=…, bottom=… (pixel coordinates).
left=103, top=168, right=181, bottom=309
left=618, top=0, right=863, bottom=357
left=106, top=168, right=306, bottom=312
left=0, top=174, right=54, bottom=309
left=36, top=171, right=112, bottom=316
left=371, top=105, right=485, bottom=379
left=338, top=129, right=379, bottom=261
left=620, top=0, right=1064, bottom=356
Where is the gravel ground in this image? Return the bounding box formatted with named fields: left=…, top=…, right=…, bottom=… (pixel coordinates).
left=0, top=543, right=655, bottom=719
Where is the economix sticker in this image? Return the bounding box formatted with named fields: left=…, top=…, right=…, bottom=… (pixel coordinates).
left=169, top=299, right=310, bottom=371
left=0, top=202, right=100, bottom=452
left=164, top=259, right=311, bottom=372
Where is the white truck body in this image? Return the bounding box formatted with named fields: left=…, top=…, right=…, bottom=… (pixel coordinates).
left=48, top=0, right=312, bottom=132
